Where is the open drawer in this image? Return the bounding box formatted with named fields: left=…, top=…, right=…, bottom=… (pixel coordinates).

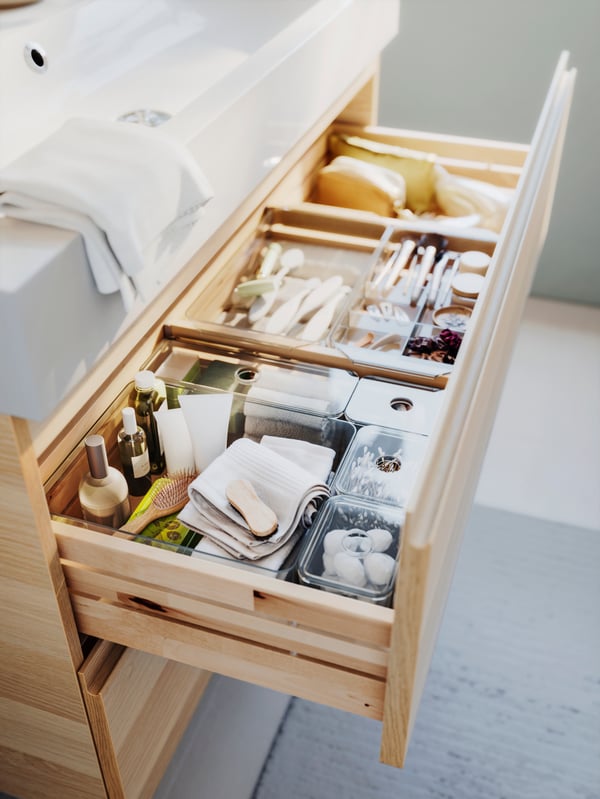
left=46, top=53, right=574, bottom=768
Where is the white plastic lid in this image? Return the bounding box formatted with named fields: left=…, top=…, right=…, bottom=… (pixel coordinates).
left=451, top=272, right=485, bottom=298
left=459, top=250, right=491, bottom=275
left=134, top=370, right=155, bottom=391
left=121, top=406, right=137, bottom=435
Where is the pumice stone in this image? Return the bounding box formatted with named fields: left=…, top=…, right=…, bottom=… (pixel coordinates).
left=367, top=527, right=393, bottom=552
left=364, top=552, right=396, bottom=586
left=333, top=552, right=367, bottom=587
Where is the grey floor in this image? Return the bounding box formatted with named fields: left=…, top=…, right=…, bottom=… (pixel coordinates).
left=252, top=506, right=600, bottom=799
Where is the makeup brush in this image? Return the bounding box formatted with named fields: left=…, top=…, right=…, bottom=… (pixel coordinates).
left=118, top=472, right=195, bottom=535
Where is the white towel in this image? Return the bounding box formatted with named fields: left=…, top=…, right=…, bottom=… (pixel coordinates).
left=178, top=437, right=333, bottom=561
left=193, top=530, right=302, bottom=575
left=0, top=117, right=214, bottom=308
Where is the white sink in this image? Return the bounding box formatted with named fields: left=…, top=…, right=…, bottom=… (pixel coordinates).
left=0, top=0, right=399, bottom=419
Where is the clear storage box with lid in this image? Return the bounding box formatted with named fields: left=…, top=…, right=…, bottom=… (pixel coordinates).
left=332, top=424, right=428, bottom=506
left=297, top=495, right=404, bottom=605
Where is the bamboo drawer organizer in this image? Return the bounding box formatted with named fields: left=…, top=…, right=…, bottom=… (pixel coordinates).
left=10, top=52, right=576, bottom=789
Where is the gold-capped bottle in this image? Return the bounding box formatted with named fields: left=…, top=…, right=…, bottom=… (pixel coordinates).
left=133, top=370, right=165, bottom=474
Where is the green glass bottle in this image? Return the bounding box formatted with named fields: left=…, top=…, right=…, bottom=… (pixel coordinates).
left=133, top=370, right=165, bottom=475
left=117, top=407, right=152, bottom=495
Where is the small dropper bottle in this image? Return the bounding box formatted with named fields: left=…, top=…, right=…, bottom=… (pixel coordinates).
left=78, top=435, right=130, bottom=527
left=117, top=407, right=152, bottom=496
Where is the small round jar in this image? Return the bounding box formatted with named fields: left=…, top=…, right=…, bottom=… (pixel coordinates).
left=458, top=250, right=491, bottom=276
left=451, top=272, right=485, bottom=305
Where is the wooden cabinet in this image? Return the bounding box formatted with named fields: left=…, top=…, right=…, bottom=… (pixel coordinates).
left=0, top=40, right=575, bottom=799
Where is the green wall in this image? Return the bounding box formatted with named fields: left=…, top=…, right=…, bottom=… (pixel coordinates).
left=378, top=0, right=600, bottom=307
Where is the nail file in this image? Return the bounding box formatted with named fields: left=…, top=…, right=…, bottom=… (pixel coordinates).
left=299, top=286, right=351, bottom=341
left=295, top=275, right=344, bottom=322
left=263, top=277, right=320, bottom=334
left=226, top=479, right=278, bottom=538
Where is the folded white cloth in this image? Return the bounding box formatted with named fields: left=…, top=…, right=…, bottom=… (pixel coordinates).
left=178, top=437, right=333, bottom=561
left=0, top=117, right=214, bottom=308
left=193, top=530, right=302, bottom=574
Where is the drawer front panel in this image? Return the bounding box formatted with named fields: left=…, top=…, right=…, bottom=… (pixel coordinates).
left=79, top=640, right=210, bottom=799
left=380, top=54, right=576, bottom=767
left=57, top=522, right=392, bottom=719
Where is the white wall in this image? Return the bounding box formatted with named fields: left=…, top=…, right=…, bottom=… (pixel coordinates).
left=378, top=0, right=600, bottom=307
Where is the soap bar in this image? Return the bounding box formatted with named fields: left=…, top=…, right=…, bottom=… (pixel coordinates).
left=316, top=155, right=406, bottom=217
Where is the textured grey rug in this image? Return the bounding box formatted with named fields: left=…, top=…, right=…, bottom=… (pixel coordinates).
left=252, top=506, right=600, bottom=799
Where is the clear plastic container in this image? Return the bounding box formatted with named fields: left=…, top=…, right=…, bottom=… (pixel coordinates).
left=344, top=377, right=444, bottom=435
left=297, top=495, right=404, bottom=604
left=332, top=424, right=428, bottom=506
left=147, top=340, right=359, bottom=418
left=46, top=375, right=356, bottom=582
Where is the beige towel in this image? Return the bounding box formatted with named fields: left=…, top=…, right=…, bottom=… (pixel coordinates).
left=178, top=437, right=333, bottom=560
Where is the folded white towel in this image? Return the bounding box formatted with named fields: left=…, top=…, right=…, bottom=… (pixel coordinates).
left=178, top=437, right=333, bottom=560
left=193, top=530, right=302, bottom=574
left=0, top=117, right=214, bottom=308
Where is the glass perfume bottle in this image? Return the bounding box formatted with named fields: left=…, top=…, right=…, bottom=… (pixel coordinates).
left=117, top=407, right=152, bottom=495
left=133, top=370, right=165, bottom=474
left=78, top=434, right=130, bottom=527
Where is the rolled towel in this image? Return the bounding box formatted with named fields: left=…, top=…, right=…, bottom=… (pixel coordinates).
left=243, top=386, right=329, bottom=438
left=0, top=117, right=214, bottom=308
left=250, top=365, right=334, bottom=403
left=178, top=437, right=332, bottom=560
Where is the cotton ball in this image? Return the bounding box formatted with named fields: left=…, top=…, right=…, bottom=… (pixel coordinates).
left=323, top=529, right=347, bottom=555
left=333, top=552, right=367, bottom=587
left=364, top=552, right=396, bottom=587
left=322, top=552, right=336, bottom=575
left=342, top=530, right=372, bottom=554
left=367, top=528, right=393, bottom=553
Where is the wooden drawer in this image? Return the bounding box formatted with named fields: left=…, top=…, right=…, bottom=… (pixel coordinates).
left=78, top=640, right=210, bottom=799
left=41, top=53, right=575, bottom=768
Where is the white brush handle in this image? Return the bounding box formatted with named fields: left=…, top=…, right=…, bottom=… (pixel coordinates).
left=383, top=239, right=417, bottom=294
left=410, top=245, right=437, bottom=306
